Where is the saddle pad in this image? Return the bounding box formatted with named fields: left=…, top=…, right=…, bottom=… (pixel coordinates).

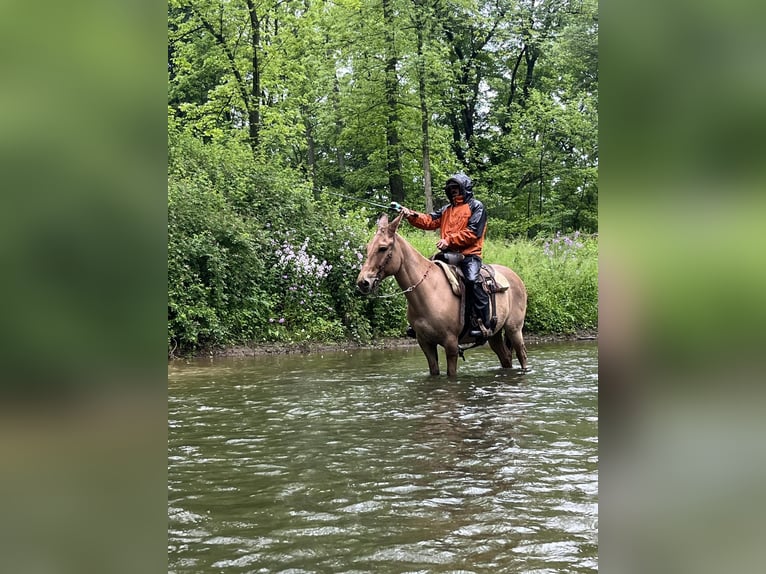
left=433, top=260, right=462, bottom=296
left=434, top=260, right=510, bottom=294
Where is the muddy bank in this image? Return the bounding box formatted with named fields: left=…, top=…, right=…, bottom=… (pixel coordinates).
left=179, top=329, right=597, bottom=359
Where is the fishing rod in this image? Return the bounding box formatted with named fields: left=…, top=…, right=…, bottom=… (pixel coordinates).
left=324, top=190, right=403, bottom=212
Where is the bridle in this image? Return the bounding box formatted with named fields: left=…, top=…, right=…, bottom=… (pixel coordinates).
left=372, top=241, right=395, bottom=285
left=370, top=233, right=432, bottom=298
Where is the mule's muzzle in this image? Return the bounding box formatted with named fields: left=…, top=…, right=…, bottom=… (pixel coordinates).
left=356, top=273, right=377, bottom=295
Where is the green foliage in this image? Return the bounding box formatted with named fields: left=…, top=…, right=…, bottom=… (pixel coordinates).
left=168, top=178, right=271, bottom=350
left=483, top=232, right=599, bottom=334
left=168, top=128, right=598, bottom=354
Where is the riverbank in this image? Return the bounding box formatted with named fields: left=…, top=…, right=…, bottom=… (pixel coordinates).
left=176, top=329, right=597, bottom=359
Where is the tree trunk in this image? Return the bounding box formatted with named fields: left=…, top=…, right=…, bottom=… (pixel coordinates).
left=501, top=45, right=526, bottom=134
left=415, top=21, right=433, bottom=212
left=196, top=7, right=258, bottom=152
left=303, top=106, right=317, bottom=195
left=246, top=0, right=261, bottom=153
left=382, top=0, right=404, bottom=203
left=331, top=64, right=345, bottom=176
left=523, top=44, right=539, bottom=102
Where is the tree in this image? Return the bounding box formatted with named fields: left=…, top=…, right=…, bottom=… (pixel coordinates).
left=381, top=0, right=406, bottom=203
left=410, top=0, right=436, bottom=211
left=168, top=0, right=598, bottom=235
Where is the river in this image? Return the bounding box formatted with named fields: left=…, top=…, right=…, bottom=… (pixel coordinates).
left=168, top=341, right=598, bottom=573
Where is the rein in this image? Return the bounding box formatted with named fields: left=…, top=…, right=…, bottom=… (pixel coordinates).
left=373, top=264, right=432, bottom=298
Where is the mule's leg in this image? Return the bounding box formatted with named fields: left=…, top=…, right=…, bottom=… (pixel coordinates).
left=507, top=328, right=528, bottom=370
left=489, top=331, right=513, bottom=368
left=444, top=336, right=460, bottom=377
left=417, top=339, right=440, bottom=376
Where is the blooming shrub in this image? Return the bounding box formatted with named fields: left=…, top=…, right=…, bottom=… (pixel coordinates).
left=543, top=230, right=585, bottom=259
left=267, top=236, right=336, bottom=339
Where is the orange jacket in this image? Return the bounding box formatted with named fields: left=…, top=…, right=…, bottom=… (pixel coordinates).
left=406, top=193, right=487, bottom=257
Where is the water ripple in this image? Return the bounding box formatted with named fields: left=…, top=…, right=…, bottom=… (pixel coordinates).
left=169, top=342, right=598, bottom=572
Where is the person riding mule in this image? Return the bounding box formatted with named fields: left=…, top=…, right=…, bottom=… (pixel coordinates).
left=399, top=173, right=492, bottom=340
left=356, top=211, right=528, bottom=376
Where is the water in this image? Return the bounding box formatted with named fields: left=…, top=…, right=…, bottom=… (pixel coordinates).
left=168, top=342, right=598, bottom=573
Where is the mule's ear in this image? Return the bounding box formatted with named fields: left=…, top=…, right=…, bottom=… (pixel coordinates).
left=377, top=213, right=390, bottom=229
left=389, top=210, right=405, bottom=232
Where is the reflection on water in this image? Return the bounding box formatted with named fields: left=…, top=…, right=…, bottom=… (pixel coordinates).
left=169, top=342, right=598, bottom=573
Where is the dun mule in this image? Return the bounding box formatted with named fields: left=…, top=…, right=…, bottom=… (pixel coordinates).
left=356, top=212, right=528, bottom=376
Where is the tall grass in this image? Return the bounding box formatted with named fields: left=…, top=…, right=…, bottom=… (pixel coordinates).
left=400, top=228, right=598, bottom=334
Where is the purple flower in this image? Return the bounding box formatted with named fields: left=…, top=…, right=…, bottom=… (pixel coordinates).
left=278, top=318, right=285, bottom=324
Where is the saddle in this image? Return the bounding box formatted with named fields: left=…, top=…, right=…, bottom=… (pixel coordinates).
left=431, top=255, right=509, bottom=339
left=432, top=259, right=510, bottom=297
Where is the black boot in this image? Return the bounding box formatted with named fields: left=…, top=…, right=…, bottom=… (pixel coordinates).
left=468, top=284, right=491, bottom=339
left=405, top=325, right=417, bottom=338
left=465, top=290, right=483, bottom=339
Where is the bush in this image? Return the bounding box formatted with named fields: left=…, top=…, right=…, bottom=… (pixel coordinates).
left=168, top=129, right=408, bottom=354
left=168, top=179, right=272, bottom=353
left=483, top=231, right=598, bottom=334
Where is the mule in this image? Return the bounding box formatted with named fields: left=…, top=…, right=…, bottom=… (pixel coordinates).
left=356, top=212, right=528, bottom=376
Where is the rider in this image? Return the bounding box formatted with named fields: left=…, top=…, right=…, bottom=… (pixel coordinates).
left=399, top=173, right=492, bottom=340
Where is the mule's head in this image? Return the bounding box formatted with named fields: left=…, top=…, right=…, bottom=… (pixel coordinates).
left=356, top=212, right=404, bottom=294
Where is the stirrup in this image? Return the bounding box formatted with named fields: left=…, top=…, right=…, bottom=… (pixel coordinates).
left=470, top=320, right=492, bottom=339
left=465, top=331, right=487, bottom=347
